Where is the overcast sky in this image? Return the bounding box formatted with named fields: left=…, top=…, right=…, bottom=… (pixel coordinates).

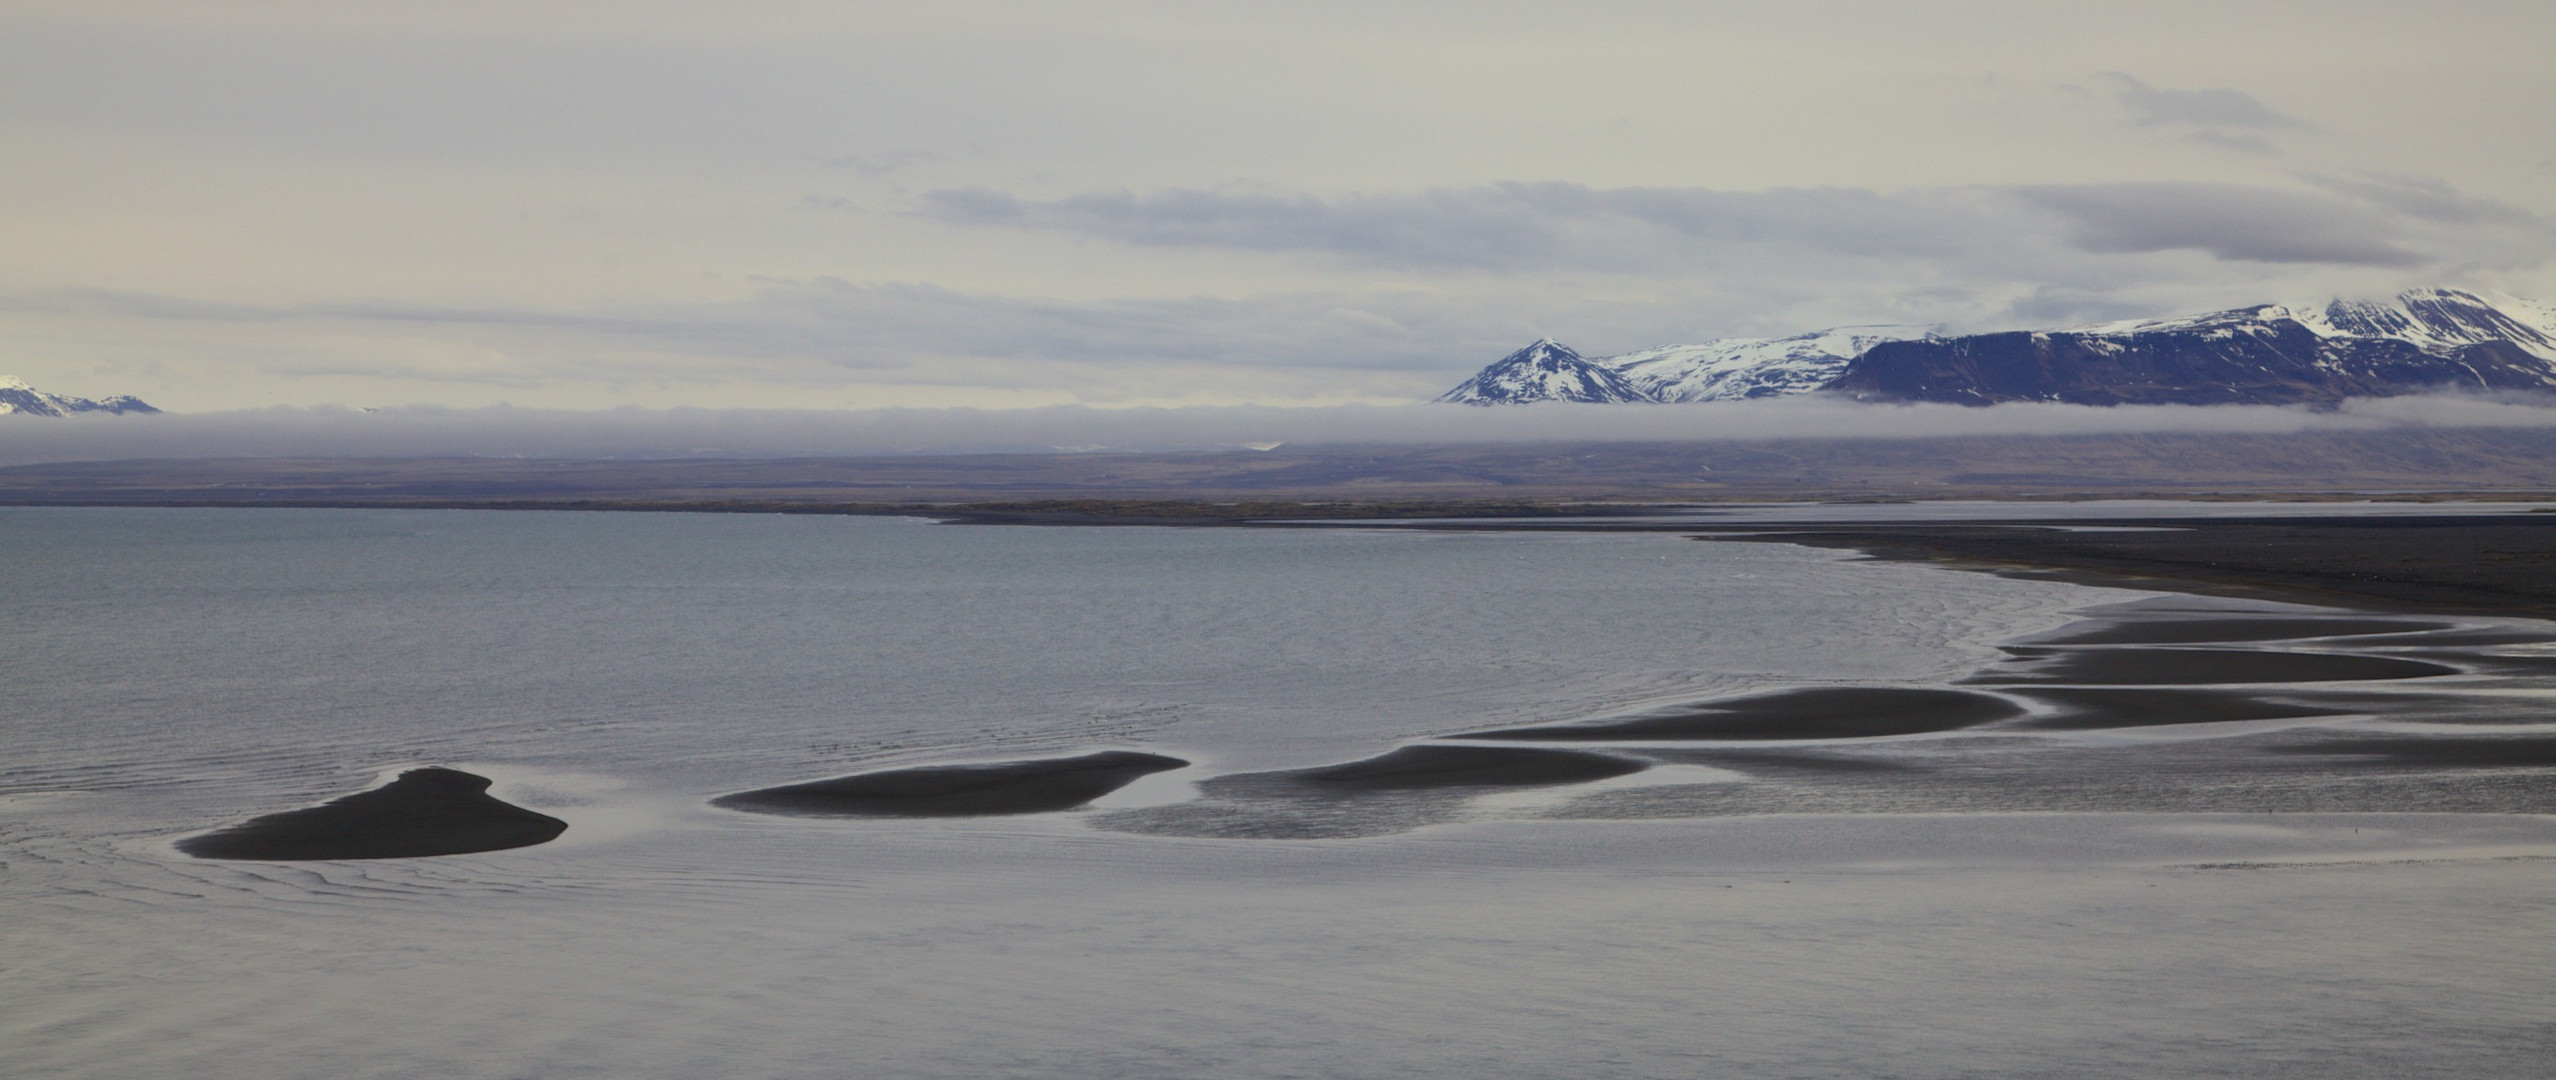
left=6, top=0, right=2554, bottom=411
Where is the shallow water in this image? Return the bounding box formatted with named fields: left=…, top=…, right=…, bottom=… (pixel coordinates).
left=6, top=507, right=2555, bottom=1078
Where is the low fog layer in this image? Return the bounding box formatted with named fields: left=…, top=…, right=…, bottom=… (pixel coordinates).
left=6, top=395, right=2556, bottom=466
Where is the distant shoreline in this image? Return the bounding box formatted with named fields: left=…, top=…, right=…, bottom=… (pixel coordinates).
left=5, top=446, right=2554, bottom=618
left=7, top=489, right=2555, bottom=619
left=1692, top=517, right=2556, bottom=621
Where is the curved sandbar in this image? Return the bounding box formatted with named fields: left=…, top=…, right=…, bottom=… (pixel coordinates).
left=1451, top=688, right=2022, bottom=742
left=178, top=767, right=566, bottom=861
left=1262, top=744, right=1647, bottom=791
left=2273, top=735, right=2556, bottom=768
left=2038, top=617, right=2451, bottom=646
left=714, top=751, right=1188, bottom=817
left=2011, top=688, right=2352, bottom=730
left=1968, top=647, right=2459, bottom=686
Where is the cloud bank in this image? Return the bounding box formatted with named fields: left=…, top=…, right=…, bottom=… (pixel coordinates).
left=922, top=179, right=2551, bottom=275
left=2098, top=73, right=2310, bottom=131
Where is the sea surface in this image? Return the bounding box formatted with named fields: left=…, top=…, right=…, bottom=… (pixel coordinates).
left=5, top=507, right=2554, bottom=1079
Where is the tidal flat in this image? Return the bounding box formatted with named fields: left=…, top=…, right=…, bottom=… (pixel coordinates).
left=7, top=505, right=2556, bottom=1079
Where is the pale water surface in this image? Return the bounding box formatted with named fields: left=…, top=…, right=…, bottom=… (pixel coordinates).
left=4, top=508, right=2553, bottom=1078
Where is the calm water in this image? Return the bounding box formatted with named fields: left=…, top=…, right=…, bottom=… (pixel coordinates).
left=5, top=508, right=2553, bottom=1078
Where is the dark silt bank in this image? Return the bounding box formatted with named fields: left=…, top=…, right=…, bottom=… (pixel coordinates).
left=1084, top=746, right=1649, bottom=841
left=1259, top=744, right=1648, bottom=791
left=1967, top=647, right=2460, bottom=686
left=1450, top=687, right=2024, bottom=742
left=2271, top=735, right=2556, bottom=769
left=2010, top=688, right=2356, bottom=730
left=2034, top=617, right=2453, bottom=646
left=178, top=767, right=567, bottom=861
left=713, top=751, right=1189, bottom=817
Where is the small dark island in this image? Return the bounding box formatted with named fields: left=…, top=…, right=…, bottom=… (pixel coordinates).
left=714, top=750, right=1190, bottom=817
left=179, top=767, right=567, bottom=861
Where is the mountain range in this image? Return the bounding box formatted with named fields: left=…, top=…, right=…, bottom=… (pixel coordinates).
left=0, top=376, right=159, bottom=417
left=1438, top=288, right=2556, bottom=407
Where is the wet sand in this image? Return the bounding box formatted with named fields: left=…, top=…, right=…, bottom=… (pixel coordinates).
left=1452, top=687, right=2023, bottom=742
left=2010, top=688, right=2354, bottom=729
left=713, top=751, right=1188, bottom=817
left=1640, top=747, right=1921, bottom=773
left=1967, top=647, right=2459, bottom=685
left=2035, top=617, right=2450, bottom=646
left=1087, top=745, right=1648, bottom=840
left=177, top=767, right=566, bottom=861
left=1248, top=744, right=1649, bottom=792
left=2273, top=735, right=2556, bottom=768
left=1701, top=515, right=2556, bottom=619
left=2342, top=628, right=2556, bottom=647
left=2392, top=649, right=2556, bottom=676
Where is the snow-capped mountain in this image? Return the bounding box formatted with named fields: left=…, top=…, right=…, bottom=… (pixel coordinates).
left=2299, top=288, right=2556, bottom=360
left=1608, top=326, right=1939, bottom=402
left=0, top=376, right=159, bottom=417
left=1827, top=288, right=2556, bottom=406
left=1442, top=289, right=2556, bottom=407
left=1438, top=327, right=1936, bottom=405
left=1434, top=339, right=1648, bottom=404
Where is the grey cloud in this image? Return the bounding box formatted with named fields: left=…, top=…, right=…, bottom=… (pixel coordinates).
left=762, top=280, right=1487, bottom=375
left=2299, top=173, right=2555, bottom=230
left=918, top=183, right=2003, bottom=272
left=2183, top=130, right=2277, bottom=155
left=25, top=288, right=685, bottom=334
left=2098, top=73, right=2310, bottom=130
left=2, top=281, right=1546, bottom=393
left=2000, top=286, right=2168, bottom=328
left=922, top=186, right=1572, bottom=267
left=926, top=179, right=2531, bottom=273
left=824, top=151, right=938, bottom=176
left=2014, top=183, right=2426, bottom=267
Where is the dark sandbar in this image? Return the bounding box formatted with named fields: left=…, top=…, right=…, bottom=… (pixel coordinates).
left=2315, top=628, right=2556, bottom=648
left=1641, top=747, right=1920, bottom=773
left=1244, top=744, right=1647, bottom=792
left=1451, top=687, right=2023, bottom=742
left=1967, top=647, right=2458, bottom=686
left=178, top=767, right=566, bottom=861
left=2011, top=688, right=2354, bottom=729
left=2391, top=649, right=2556, bottom=677
left=1698, top=516, right=2556, bottom=620
left=713, top=750, right=1188, bottom=817
left=1082, top=746, right=1644, bottom=841
left=2272, top=735, right=2556, bottom=768
left=2036, top=617, right=2451, bottom=646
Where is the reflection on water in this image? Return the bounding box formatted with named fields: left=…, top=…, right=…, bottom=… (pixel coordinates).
left=5, top=509, right=2556, bottom=1079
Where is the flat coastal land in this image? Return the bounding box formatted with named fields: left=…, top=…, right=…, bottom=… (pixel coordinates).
left=8, top=427, right=2556, bottom=508
left=7, top=433, right=2556, bottom=617
left=1690, top=515, right=2556, bottom=620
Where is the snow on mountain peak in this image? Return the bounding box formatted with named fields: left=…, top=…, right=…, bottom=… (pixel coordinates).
left=1435, top=339, right=1648, bottom=405
left=1442, top=325, right=1939, bottom=405
left=1608, top=325, right=1940, bottom=403
left=0, top=376, right=161, bottom=417
left=2294, top=288, right=2556, bottom=360
left=1440, top=289, right=2556, bottom=406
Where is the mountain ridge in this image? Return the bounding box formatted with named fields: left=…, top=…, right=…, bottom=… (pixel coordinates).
left=0, top=376, right=159, bottom=417
left=1442, top=289, right=2556, bottom=407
